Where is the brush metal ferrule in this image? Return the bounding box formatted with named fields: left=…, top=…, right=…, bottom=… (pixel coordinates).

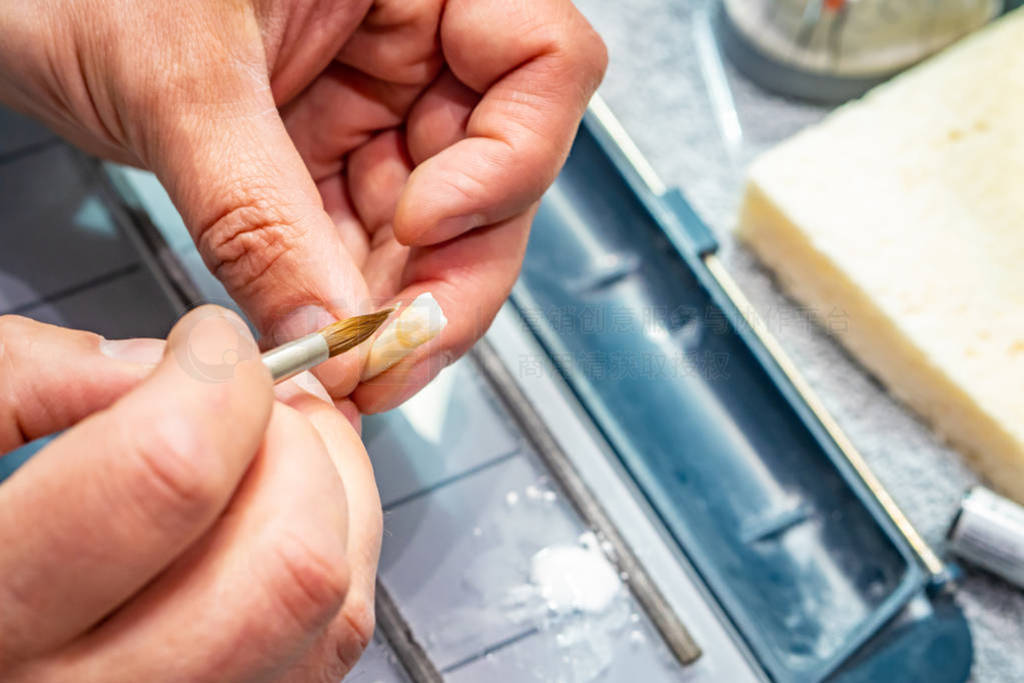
left=261, top=332, right=330, bottom=383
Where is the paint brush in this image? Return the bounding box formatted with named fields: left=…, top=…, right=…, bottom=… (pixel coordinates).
left=263, top=308, right=394, bottom=383
left=0, top=298, right=449, bottom=485
left=0, top=307, right=395, bottom=485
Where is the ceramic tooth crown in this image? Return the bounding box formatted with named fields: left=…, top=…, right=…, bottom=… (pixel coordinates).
left=362, top=293, right=448, bottom=380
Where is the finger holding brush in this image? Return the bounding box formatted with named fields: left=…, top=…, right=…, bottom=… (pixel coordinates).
left=0, top=306, right=395, bottom=485
left=262, top=307, right=395, bottom=383
left=0, top=306, right=383, bottom=681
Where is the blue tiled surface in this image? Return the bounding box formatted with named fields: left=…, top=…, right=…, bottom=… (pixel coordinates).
left=377, top=453, right=574, bottom=670
left=0, top=145, right=141, bottom=315
left=347, top=634, right=411, bottom=683
left=363, top=358, right=522, bottom=509
left=0, top=107, right=54, bottom=157
left=372, top=423, right=681, bottom=679
left=445, top=619, right=683, bottom=683
left=19, top=267, right=175, bottom=339
left=0, top=118, right=177, bottom=338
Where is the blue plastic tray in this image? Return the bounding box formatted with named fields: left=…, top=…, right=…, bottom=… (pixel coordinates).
left=512, top=111, right=972, bottom=682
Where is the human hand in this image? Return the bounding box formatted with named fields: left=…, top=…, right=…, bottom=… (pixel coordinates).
left=0, top=0, right=607, bottom=411
left=0, top=308, right=381, bottom=682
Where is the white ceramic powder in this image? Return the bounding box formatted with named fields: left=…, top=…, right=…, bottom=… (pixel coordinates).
left=529, top=532, right=622, bottom=614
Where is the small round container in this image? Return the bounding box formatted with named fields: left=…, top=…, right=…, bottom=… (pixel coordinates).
left=714, top=0, right=1003, bottom=102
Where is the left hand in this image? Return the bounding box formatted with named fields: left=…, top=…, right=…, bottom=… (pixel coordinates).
left=0, top=0, right=607, bottom=412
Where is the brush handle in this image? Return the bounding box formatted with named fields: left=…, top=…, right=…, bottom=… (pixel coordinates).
left=261, top=332, right=330, bottom=383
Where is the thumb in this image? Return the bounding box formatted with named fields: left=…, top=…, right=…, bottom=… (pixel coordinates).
left=0, top=315, right=164, bottom=454
left=149, top=89, right=372, bottom=397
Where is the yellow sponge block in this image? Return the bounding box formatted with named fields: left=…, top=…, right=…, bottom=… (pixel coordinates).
left=736, top=10, right=1024, bottom=502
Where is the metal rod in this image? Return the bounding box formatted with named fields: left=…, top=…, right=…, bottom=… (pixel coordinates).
left=374, top=581, right=444, bottom=683
left=471, top=340, right=703, bottom=666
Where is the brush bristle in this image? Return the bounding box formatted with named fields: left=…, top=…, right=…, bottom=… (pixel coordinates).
left=319, top=308, right=394, bottom=357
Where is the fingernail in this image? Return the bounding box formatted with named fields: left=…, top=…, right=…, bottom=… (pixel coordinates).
left=270, top=305, right=338, bottom=346
left=425, top=213, right=486, bottom=244
left=99, top=338, right=166, bottom=365
left=281, top=370, right=334, bottom=404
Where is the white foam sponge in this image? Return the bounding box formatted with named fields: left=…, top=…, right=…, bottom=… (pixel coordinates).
left=736, top=10, right=1024, bottom=501
left=362, top=293, right=448, bottom=381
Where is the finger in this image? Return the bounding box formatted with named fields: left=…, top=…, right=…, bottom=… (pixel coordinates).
left=335, top=0, right=444, bottom=86
left=36, top=403, right=358, bottom=683
left=275, top=394, right=381, bottom=682
left=335, top=398, right=364, bottom=435
left=288, top=394, right=379, bottom=608
left=272, top=372, right=361, bottom=432
left=0, top=306, right=272, bottom=665
left=281, top=63, right=420, bottom=182
left=274, top=370, right=334, bottom=406
left=339, top=130, right=415, bottom=304
left=354, top=207, right=536, bottom=413
left=346, top=73, right=476, bottom=302
left=280, top=62, right=425, bottom=280
left=360, top=224, right=410, bottom=302
left=347, top=129, right=414, bottom=237
left=393, top=0, right=606, bottom=245
left=281, top=0, right=445, bottom=178
left=148, top=72, right=372, bottom=398
left=281, top=0, right=444, bottom=208
left=405, top=68, right=478, bottom=164
left=314, top=173, right=371, bottom=269
left=0, top=316, right=163, bottom=453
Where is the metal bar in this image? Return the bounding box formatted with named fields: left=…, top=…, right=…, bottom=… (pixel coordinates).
left=88, top=158, right=203, bottom=313
left=374, top=581, right=444, bottom=683
left=471, top=340, right=703, bottom=666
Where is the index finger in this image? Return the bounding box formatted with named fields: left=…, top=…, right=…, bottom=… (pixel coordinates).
left=393, top=0, right=607, bottom=245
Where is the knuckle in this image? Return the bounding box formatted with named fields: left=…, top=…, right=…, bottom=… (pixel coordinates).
left=326, top=593, right=377, bottom=678
left=341, top=595, right=376, bottom=652
left=195, top=199, right=306, bottom=299
left=537, top=9, right=608, bottom=93
left=273, top=533, right=351, bottom=630
left=583, top=28, right=609, bottom=81
left=560, top=20, right=608, bottom=91
left=128, top=414, right=228, bottom=528
left=0, top=315, right=34, bottom=345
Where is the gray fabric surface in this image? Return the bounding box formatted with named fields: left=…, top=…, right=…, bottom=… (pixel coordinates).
left=572, top=1, right=1024, bottom=680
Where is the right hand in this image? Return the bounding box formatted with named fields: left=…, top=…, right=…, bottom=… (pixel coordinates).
left=0, top=306, right=381, bottom=682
